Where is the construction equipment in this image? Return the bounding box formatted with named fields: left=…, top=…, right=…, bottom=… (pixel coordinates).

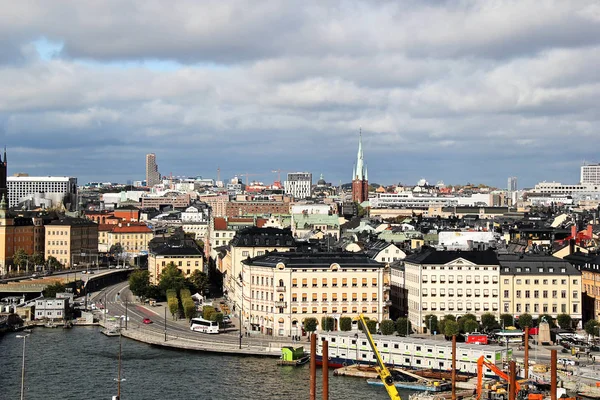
left=476, top=356, right=521, bottom=400
left=358, top=314, right=401, bottom=400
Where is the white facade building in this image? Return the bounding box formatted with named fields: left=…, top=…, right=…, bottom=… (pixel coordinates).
left=35, top=297, right=69, bottom=320
left=7, top=176, right=77, bottom=210
left=284, top=172, right=312, bottom=199
left=370, top=192, right=491, bottom=209
left=581, top=164, right=600, bottom=185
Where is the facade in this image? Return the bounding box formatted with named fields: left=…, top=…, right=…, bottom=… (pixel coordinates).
left=148, top=239, right=204, bottom=285
left=145, top=153, right=161, bottom=187
left=107, top=223, right=153, bottom=254
left=284, top=173, right=312, bottom=199
left=291, top=213, right=340, bottom=240
left=581, top=164, right=600, bottom=185
left=404, top=248, right=501, bottom=333
left=141, top=194, right=190, bottom=209
left=7, top=176, right=77, bottom=210
left=226, top=200, right=290, bottom=218
left=0, top=148, right=6, bottom=202
left=498, top=253, right=582, bottom=323
left=0, top=197, right=36, bottom=275
left=200, top=195, right=229, bottom=218
left=241, top=252, right=385, bottom=337
left=563, top=252, right=599, bottom=322
left=389, top=261, right=407, bottom=320
left=181, top=203, right=210, bottom=223
left=508, top=177, right=518, bottom=192
left=35, top=297, right=69, bottom=320
left=352, top=131, right=369, bottom=203
left=365, top=241, right=406, bottom=264
left=44, top=217, right=99, bottom=268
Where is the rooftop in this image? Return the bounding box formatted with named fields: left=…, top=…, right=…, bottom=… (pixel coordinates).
left=230, top=227, right=296, bottom=248
left=243, top=251, right=383, bottom=269
left=404, top=247, right=499, bottom=265
left=497, top=253, right=580, bottom=275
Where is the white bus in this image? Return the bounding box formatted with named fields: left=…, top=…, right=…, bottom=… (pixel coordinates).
left=190, top=317, right=219, bottom=334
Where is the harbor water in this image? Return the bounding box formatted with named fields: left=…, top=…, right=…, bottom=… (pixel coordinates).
left=0, top=327, right=413, bottom=400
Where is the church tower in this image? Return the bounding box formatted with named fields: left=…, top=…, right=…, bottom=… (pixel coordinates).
left=351, top=130, right=369, bottom=203
left=0, top=147, right=6, bottom=206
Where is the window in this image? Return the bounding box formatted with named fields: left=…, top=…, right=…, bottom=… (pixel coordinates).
left=573, top=304, right=578, bottom=313
left=516, top=290, right=521, bottom=299
left=302, top=293, right=307, bottom=302
left=552, top=290, right=557, bottom=298
left=312, top=293, right=318, bottom=302
left=525, top=280, right=530, bottom=285
left=352, top=293, right=358, bottom=302
left=342, top=293, right=347, bottom=301
left=342, top=278, right=348, bottom=287
left=372, top=278, right=377, bottom=287
left=534, top=290, right=539, bottom=298
left=312, top=278, right=318, bottom=288
left=352, top=278, right=358, bottom=287
left=242, top=251, right=249, bottom=257
left=543, top=290, right=548, bottom=298
left=302, top=279, right=307, bottom=288
left=292, top=278, right=298, bottom=288
left=322, top=293, right=328, bottom=301
left=332, top=278, right=338, bottom=287
left=503, top=290, right=509, bottom=298
left=561, top=290, right=566, bottom=299
left=362, top=278, right=368, bottom=287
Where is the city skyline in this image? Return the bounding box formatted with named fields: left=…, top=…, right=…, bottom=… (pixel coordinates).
left=1, top=1, right=600, bottom=187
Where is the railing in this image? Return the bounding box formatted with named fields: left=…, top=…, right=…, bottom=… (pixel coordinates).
left=275, top=286, right=286, bottom=292
left=274, top=301, right=287, bottom=308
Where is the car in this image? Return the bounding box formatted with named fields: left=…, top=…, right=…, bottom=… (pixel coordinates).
left=108, top=265, right=116, bottom=269
left=559, top=358, right=576, bottom=366
left=223, top=316, right=231, bottom=324
left=81, top=271, right=87, bottom=274
left=143, top=318, right=153, bottom=324
left=31, top=274, right=38, bottom=278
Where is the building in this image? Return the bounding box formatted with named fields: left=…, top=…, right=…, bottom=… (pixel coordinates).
left=581, top=164, right=600, bottom=185
left=404, top=248, right=501, bottom=333
left=352, top=131, right=369, bottom=203
left=563, top=252, right=599, bottom=322
left=508, top=177, right=518, bottom=192
left=7, top=176, right=78, bottom=211
left=200, top=195, right=229, bottom=218
left=389, top=261, right=408, bottom=320
left=291, top=213, right=340, bottom=240
left=107, top=222, right=153, bottom=255
left=284, top=172, right=312, bottom=199
left=148, top=236, right=204, bottom=285
left=498, top=253, right=582, bottom=324
left=140, top=193, right=190, bottom=209
left=145, top=153, right=161, bottom=187
left=241, top=251, right=385, bottom=336
left=0, top=196, right=36, bottom=275
left=44, top=217, right=99, bottom=268
left=34, top=297, right=69, bottom=320
left=0, top=148, right=6, bottom=202
left=226, top=199, right=290, bottom=218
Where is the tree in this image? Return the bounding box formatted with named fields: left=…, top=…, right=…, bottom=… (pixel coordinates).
left=202, top=305, right=216, bottom=321
left=321, top=316, right=335, bottom=332
left=366, top=320, right=377, bottom=334
left=444, top=320, right=460, bottom=338
left=110, top=243, right=124, bottom=257
left=458, top=314, right=477, bottom=333
left=159, top=263, right=186, bottom=295
left=584, top=320, right=599, bottom=339
left=424, top=314, right=439, bottom=334
left=31, top=252, right=45, bottom=268
left=129, top=270, right=150, bottom=300
left=183, top=299, right=197, bottom=320
left=438, top=315, right=456, bottom=337
left=213, top=312, right=224, bottom=327
left=500, top=314, right=514, bottom=328
left=167, top=289, right=179, bottom=320
left=47, top=256, right=62, bottom=271
left=43, top=282, right=66, bottom=298
left=463, top=319, right=480, bottom=333
left=304, top=317, right=318, bottom=334
left=380, top=320, right=396, bottom=335
left=538, top=314, right=555, bottom=328
left=556, top=314, right=573, bottom=330
left=13, top=248, right=28, bottom=271
left=481, top=313, right=498, bottom=332
left=340, top=317, right=352, bottom=332
left=518, top=313, right=533, bottom=329
left=187, top=270, right=209, bottom=294
left=396, top=317, right=412, bottom=337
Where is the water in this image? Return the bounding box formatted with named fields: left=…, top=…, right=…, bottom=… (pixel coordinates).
left=0, top=327, right=411, bottom=400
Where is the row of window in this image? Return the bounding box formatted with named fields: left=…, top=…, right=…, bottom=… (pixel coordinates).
left=507, top=290, right=577, bottom=299
left=249, top=303, right=379, bottom=315
left=422, top=266, right=497, bottom=271
left=507, top=303, right=578, bottom=314
left=292, top=277, right=378, bottom=288
left=422, top=302, right=498, bottom=311
left=423, top=275, right=498, bottom=283
left=160, top=261, right=201, bottom=267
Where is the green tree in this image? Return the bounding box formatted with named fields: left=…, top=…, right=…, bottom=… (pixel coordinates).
left=444, top=320, right=460, bottom=337
left=458, top=314, right=477, bottom=333
left=129, top=270, right=150, bottom=300
left=110, top=243, right=124, bottom=256
left=396, top=317, right=412, bottom=337
left=159, top=263, right=186, bottom=295
left=366, top=320, right=377, bottom=334
left=500, top=314, right=514, bottom=328
left=321, top=316, right=334, bottom=331
left=556, top=314, right=572, bottom=329
left=584, top=320, right=599, bottom=338
left=166, top=289, right=179, bottom=320
left=213, top=312, right=224, bottom=327
left=340, top=317, right=352, bottom=332
left=31, top=252, right=45, bottom=267
left=380, top=320, right=396, bottom=335
left=518, top=313, right=533, bottom=329
left=187, top=270, right=209, bottom=294
left=13, top=248, right=28, bottom=271
left=42, top=282, right=66, bottom=298
left=424, top=314, right=438, bottom=334
left=203, top=305, right=216, bottom=321
left=438, top=315, right=456, bottom=337
left=183, top=299, right=197, bottom=320
left=538, top=314, right=555, bottom=328
left=481, top=313, right=498, bottom=332
left=463, top=319, right=480, bottom=333
left=304, top=317, right=318, bottom=334
left=47, top=256, right=62, bottom=271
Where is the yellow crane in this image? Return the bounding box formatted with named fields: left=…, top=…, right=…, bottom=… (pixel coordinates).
left=359, top=314, right=402, bottom=400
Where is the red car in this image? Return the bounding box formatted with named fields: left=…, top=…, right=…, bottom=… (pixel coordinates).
left=143, top=318, right=153, bottom=324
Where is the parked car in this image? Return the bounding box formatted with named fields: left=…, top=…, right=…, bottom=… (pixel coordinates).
left=223, top=316, right=231, bottom=324
left=143, top=318, right=153, bottom=325
left=559, top=358, right=576, bottom=366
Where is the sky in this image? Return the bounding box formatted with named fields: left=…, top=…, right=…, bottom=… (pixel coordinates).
left=1, top=1, right=599, bottom=189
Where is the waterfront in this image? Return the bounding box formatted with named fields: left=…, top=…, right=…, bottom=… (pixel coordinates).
left=0, top=327, right=405, bottom=400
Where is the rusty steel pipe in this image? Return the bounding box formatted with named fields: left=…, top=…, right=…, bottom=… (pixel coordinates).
left=310, top=334, right=317, bottom=400
left=524, top=326, right=529, bottom=379
left=322, top=340, right=329, bottom=400
left=452, top=335, right=457, bottom=400
left=551, top=349, right=557, bottom=400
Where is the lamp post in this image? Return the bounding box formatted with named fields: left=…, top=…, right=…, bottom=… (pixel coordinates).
left=16, top=334, right=30, bottom=400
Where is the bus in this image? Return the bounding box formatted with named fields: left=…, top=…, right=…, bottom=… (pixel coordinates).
left=190, top=317, right=219, bottom=334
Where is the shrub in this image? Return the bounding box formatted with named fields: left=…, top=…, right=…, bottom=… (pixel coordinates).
left=321, top=316, right=335, bottom=332
left=556, top=314, right=572, bottom=330
left=304, top=317, right=318, bottom=333
left=340, top=317, right=352, bottom=331
left=366, top=320, right=377, bottom=334
left=518, top=313, right=533, bottom=329
left=203, top=305, right=216, bottom=321
left=380, top=320, right=396, bottom=335
left=396, top=318, right=412, bottom=336
left=424, top=314, right=438, bottom=334
left=444, top=320, right=460, bottom=337
left=463, top=319, right=480, bottom=334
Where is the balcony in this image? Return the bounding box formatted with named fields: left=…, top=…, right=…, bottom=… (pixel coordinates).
left=383, top=284, right=391, bottom=291
left=385, top=300, right=392, bottom=306
left=276, top=286, right=286, bottom=292
left=274, top=301, right=287, bottom=308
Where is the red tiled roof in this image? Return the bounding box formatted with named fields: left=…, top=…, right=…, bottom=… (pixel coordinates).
left=112, top=224, right=152, bottom=233
left=213, top=217, right=227, bottom=230
left=256, top=218, right=268, bottom=228
left=98, top=224, right=114, bottom=232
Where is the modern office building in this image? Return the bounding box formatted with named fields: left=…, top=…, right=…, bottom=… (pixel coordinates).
left=284, top=172, right=312, bottom=199
left=145, top=153, right=161, bottom=187
left=7, top=176, right=77, bottom=210
left=508, top=177, right=518, bottom=192
left=581, top=164, right=600, bottom=185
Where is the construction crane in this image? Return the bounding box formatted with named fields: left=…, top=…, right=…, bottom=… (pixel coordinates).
left=358, top=314, right=401, bottom=400
left=271, top=169, right=288, bottom=188
left=476, top=356, right=521, bottom=400
left=237, top=173, right=259, bottom=186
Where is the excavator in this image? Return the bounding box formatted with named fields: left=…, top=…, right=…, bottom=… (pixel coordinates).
left=359, top=314, right=401, bottom=400
left=476, top=355, right=521, bottom=400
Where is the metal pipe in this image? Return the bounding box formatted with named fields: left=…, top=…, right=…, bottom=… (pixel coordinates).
left=551, top=349, right=557, bottom=400
left=508, top=361, right=517, bottom=400
left=125, top=300, right=128, bottom=330
left=322, top=339, right=329, bottom=400
left=451, top=335, right=456, bottom=400
left=164, top=306, right=167, bottom=342
left=524, top=326, right=529, bottom=379
left=310, top=333, right=317, bottom=400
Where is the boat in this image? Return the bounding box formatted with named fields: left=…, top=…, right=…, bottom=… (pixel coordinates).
left=44, top=321, right=58, bottom=328
left=367, top=378, right=452, bottom=392
left=63, top=321, right=73, bottom=329
left=277, top=346, right=310, bottom=366
left=102, top=327, right=121, bottom=337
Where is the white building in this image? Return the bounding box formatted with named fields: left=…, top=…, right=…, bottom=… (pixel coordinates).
left=35, top=297, right=69, bottom=320
left=581, top=164, right=600, bottom=185
left=370, top=192, right=491, bottom=209
left=181, top=204, right=210, bottom=223
left=404, top=249, right=500, bottom=333
left=290, top=203, right=334, bottom=215
left=438, top=231, right=498, bottom=249
left=7, top=176, right=78, bottom=210
left=284, top=172, right=312, bottom=199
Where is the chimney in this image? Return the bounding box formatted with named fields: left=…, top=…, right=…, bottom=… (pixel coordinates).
left=571, top=224, right=576, bottom=239
left=569, top=239, right=575, bottom=255
left=587, top=224, right=592, bottom=239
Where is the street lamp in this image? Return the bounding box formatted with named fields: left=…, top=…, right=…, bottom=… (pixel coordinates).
left=16, top=334, right=29, bottom=400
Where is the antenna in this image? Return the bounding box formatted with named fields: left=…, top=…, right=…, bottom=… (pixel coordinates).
left=217, top=166, right=221, bottom=182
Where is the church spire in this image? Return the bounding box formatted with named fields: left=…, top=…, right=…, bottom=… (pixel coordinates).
left=3, top=146, right=6, bottom=164
left=355, top=128, right=364, bottom=181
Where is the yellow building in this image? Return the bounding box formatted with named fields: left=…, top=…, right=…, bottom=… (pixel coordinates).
left=107, top=223, right=153, bottom=254
left=564, top=252, right=600, bottom=322
left=149, top=240, right=204, bottom=285
left=44, top=217, right=98, bottom=268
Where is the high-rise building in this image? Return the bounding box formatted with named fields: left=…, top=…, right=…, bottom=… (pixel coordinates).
left=581, top=164, right=600, bottom=185
left=0, top=148, right=6, bottom=203
left=145, top=153, right=161, bottom=187
left=352, top=131, right=369, bottom=203
left=507, top=177, right=518, bottom=207
left=507, top=177, right=517, bottom=192
left=7, top=176, right=78, bottom=210
left=284, top=172, right=312, bottom=199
